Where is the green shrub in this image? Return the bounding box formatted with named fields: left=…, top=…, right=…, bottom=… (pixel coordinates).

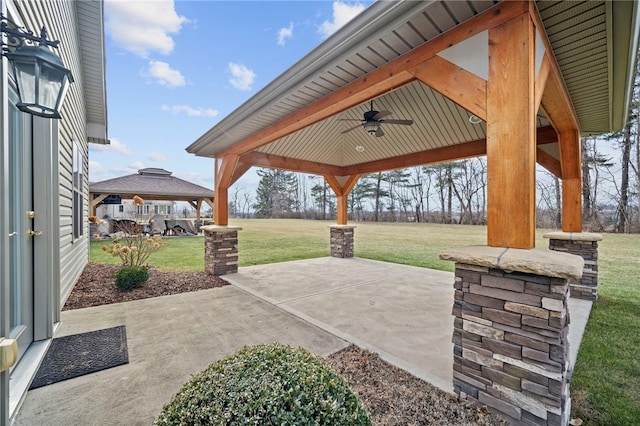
left=155, top=343, right=372, bottom=425
left=114, top=266, right=150, bottom=291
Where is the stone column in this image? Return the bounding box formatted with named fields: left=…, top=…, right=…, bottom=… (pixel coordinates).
left=544, top=232, right=602, bottom=301
left=202, top=225, right=242, bottom=275
left=329, top=225, right=355, bottom=258
left=440, top=246, right=584, bottom=426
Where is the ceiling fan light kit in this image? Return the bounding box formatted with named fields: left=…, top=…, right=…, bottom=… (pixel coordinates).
left=340, top=100, right=413, bottom=137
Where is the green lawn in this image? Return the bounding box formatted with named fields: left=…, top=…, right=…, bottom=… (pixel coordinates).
left=90, top=218, right=640, bottom=425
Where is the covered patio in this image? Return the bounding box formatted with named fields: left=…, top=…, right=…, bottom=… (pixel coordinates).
left=186, top=1, right=638, bottom=424
left=13, top=258, right=592, bottom=425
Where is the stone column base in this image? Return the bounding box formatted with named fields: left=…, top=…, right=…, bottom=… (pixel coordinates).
left=544, top=232, right=602, bottom=301
left=329, top=225, right=355, bottom=258
left=440, top=246, right=584, bottom=426
left=202, top=225, right=242, bottom=275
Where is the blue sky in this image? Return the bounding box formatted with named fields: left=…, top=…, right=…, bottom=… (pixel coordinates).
left=89, top=0, right=372, bottom=197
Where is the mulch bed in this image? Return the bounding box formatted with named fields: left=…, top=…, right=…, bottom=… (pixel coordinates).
left=64, top=262, right=507, bottom=425
left=63, top=263, right=228, bottom=310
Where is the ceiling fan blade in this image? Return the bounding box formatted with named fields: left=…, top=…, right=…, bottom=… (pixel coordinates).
left=372, top=110, right=392, bottom=120
left=375, top=127, right=385, bottom=137
left=338, top=118, right=364, bottom=122
left=381, top=119, right=413, bottom=125
left=340, top=123, right=363, bottom=134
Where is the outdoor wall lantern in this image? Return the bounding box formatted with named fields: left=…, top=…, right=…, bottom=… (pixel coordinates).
left=1, top=14, right=73, bottom=119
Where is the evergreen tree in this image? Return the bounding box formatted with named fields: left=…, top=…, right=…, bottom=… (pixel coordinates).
left=253, top=169, right=298, bottom=218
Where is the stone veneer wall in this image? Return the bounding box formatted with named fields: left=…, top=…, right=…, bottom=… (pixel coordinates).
left=329, top=226, right=354, bottom=258
left=544, top=233, right=602, bottom=302
left=202, top=226, right=242, bottom=275
left=441, top=247, right=584, bottom=426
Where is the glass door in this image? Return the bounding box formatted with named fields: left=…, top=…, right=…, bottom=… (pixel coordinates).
left=8, top=86, right=34, bottom=365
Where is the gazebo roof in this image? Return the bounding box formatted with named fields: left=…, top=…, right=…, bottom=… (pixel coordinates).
left=89, top=168, right=214, bottom=201
left=186, top=0, right=639, bottom=169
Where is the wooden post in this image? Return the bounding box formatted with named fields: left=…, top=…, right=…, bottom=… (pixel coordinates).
left=213, top=155, right=239, bottom=226
left=559, top=129, right=582, bottom=232
left=486, top=11, right=536, bottom=249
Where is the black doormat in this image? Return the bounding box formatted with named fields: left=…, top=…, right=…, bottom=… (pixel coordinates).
left=30, top=325, right=129, bottom=390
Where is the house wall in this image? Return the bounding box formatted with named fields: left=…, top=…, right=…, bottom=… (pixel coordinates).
left=1, top=1, right=104, bottom=421
left=97, top=199, right=176, bottom=220
left=16, top=0, right=97, bottom=306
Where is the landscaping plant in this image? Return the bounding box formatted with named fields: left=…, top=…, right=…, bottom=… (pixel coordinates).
left=113, top=265, right=150, bottom=291
left=155, top=343, right=372, bottom=425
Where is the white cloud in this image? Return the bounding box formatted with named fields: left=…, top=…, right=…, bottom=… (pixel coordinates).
left=145, top=61, right=186, bottom=87
left=228, top=63, right=256, bottom=91
left=147, top=152, right=168, bottom=162
left=129, top=161, right=146, bottom=171
left=89, top=138, right=133, bottom=157
left=161, top=104, right=219, bottom=117
left=277, top=22, right=294, bottom=46
left=89, top=160, right=104, bottom=173
left=319, top=1, right=366, bottom=38
left=105, top=0, right=187, bottom=58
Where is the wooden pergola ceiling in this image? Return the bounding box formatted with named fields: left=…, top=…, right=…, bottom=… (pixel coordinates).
left=187, top=0, right=639, bottom=249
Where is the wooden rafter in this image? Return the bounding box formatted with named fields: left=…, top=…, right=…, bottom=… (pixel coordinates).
left=411, top=56, right=487, bottom=121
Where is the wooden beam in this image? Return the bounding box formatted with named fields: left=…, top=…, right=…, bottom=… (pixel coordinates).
left=535, top=54, right=551, bottom=111
left=530, top=3, right=580, bottom=133
left=324, top=174, right=360, bottom=196
left=341, top=127, right=556, bottom=176
left=411, top=56, right=487, bottom=120
left=325, top=174, right=361, bottom=224
left=486, top=11, right=536, bottom=248
left=240, top=152, right=343, bottom=176
left=343, top=139, right=487, bottom=176
left=230, top=161, right=252, bottom=186
left=536, top=147, right=562, bottom=177
left=217, top=1, right=528, bottom=158
left=90, top=193, right=108, bottom=216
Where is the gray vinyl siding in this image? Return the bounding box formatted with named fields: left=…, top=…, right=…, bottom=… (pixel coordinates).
left=11, top=0, right=97, bottom=306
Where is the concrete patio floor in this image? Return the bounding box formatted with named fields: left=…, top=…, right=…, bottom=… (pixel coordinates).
left=13, top=257, right=592, bottom=425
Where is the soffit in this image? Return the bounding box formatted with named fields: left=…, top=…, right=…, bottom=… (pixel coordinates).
left=187, top=0, right=638, bottom=171
left=76, top=0, right=109, bottom=144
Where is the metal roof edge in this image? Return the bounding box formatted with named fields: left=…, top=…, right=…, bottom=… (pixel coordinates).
left=186, top=0, right=428, bottom=156
left=611, top=0, right=640, bottom=132
left=77, top=0, right=108, bottom=136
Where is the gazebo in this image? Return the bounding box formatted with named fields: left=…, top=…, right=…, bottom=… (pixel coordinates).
left=186, top=2, right=639, bottom=424
left=89, top=168, right=214, bottom=220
